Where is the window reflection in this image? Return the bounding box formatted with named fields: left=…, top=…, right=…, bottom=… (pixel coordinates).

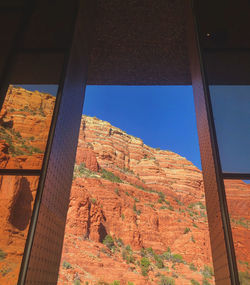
left=210, top=85, right=250, bottom=174
left=224, top=179, right=250, bottom=284
left=0, top=84, right=57, bottom=169
left=0, top=175, right=39, bottom=284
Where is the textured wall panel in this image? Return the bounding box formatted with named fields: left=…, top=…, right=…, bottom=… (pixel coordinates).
left=87, top=0, right=191, bottom=85
left=0, top=10, right=21, bottom=79
left=23, top=1, right=93, bottom=284
left=187, top=1, right=238, bottom=284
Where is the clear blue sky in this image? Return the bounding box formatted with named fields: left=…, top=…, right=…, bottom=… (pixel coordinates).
left=83, top=85, right=201, bottom=169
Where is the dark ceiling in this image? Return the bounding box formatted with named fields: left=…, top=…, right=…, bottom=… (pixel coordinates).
left=1, top=0, right=250, bottom=85
left=87, top=0, right=191, bottom=85
left=87, top=0, right=250, bottom=85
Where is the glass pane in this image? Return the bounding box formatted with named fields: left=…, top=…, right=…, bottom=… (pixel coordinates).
left=58, top=86, right=214, bottom=285
left=224, top=179, right=250, bottom=284
left=0, top=84, right=57, bottom=169
left=0, top=175, right=39, bottom=284
left=196, top=1, right=250, bottom=175
left=209, top=85, right=250, bottom=174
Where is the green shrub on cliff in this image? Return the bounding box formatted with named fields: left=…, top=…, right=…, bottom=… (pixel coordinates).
left=103, top=235, right=114, bottom=249
left=0, top=127, right=42, bottom=156
left=101, top=169, right=122, bottom=183
left=78, top=162, right=86, bottom=172
left=168, top=205, right=174, bottom=211
left=184, top=227, right=190, bottom=234
left=73, top=163, right=99, bottom=179
left=125, top=245, right=132, bottom=252
left=90, top=198, right=96, bottom=204
left=110, top=281, right=120, bottom=285
left=239, top=271, right=250, bottom=285
left=155, top=257, right=164, bottom=269
left=62, top=261, right=72, bottom=269
left=172, top=253, right=183, bottom=263
left=191, top=280, right=200, bottom=285
left=191, top=235, right=196, bottom=243
left=123, top=167, right=134, bottom=174
left=231, top=217, right=249, bottom=229
left=201, top=265, right=214, bottom=279
left=0, top=266, right=12, bottom=277
left=122, top=249, right=135, bottom=264
left=174, top=198, right=183, bottom=206
left=140, top=248, right=147, bottom=257
left=115, top=237, right=124, bottom=247
left=140, top=257, right=150, bottom=276
left=160, top=206, right=168, bottom=210
left=162, top=250, right=171, bottom=261
left=159, top=276, right=175, bottom=285
left=189, top=263, right=197, bottom=271
left=0, top=249, right=6, bottom=260
left=158, top=192, right=165, bottom=200
left=134, top=197, right=139, bottom=202
left=133, top=203, right=141, bottom=215
left=146, top=247, right=154, bottom=255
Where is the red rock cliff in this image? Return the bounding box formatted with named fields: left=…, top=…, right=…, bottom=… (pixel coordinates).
left=0, top=86, right=55, bottom=284
left=0, top=87, right=249, bottom=285
left=57, top=116, right=249, bottom=285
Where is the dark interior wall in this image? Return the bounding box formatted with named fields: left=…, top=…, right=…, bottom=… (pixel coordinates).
left=0, top=0, right=192, bottom=86
left=2, top=0, right=249, bottom=86
left=87, top=0, right=191, bottom=85
left=195, top=0, right=250, bottom=85
left=0, top=9, right=21, bottom=76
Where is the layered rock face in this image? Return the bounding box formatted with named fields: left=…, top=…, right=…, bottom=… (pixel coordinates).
left=224, top=180, right=250, bottom=276
left=58, top=116, right=250, bottom=285
left=0, top=87, right=249, bottom=285
left=0, top=86, right=55, bottom=284
left=0, top=85, right=55, bottom=166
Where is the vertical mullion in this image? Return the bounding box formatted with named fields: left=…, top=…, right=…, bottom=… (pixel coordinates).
left=19, top=0, right=95, bottom=283
left=187, top=1, right=239, bottom=284
left=16, top=2, right=79, bottom=284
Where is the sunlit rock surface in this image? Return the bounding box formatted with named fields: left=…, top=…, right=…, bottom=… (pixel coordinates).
left=58, top=116, right=250, bottom=285
left=0, top=87, right=249, bottom=285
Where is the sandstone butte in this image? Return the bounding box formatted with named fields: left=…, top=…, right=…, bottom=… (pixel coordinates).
left=0, top=86, right=249, bottom=285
